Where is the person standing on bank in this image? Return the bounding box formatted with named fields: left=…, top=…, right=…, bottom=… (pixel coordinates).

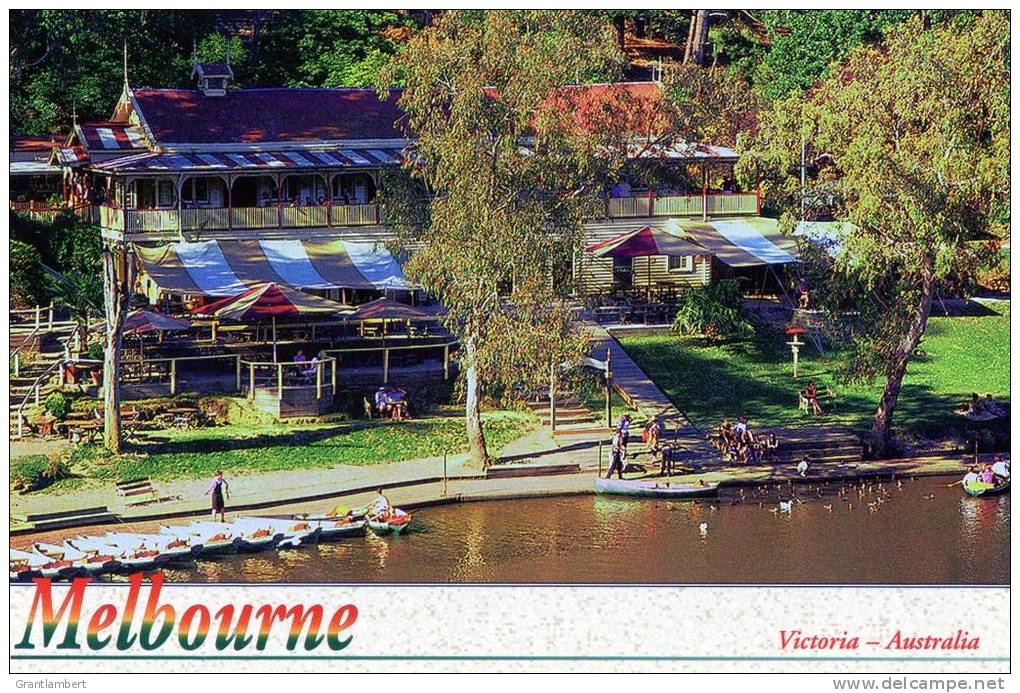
left=205, top=470, right=230, bottom=522
left=606, top=431, right=626, bottom=480
left=618, top=414, right=632, bottom=459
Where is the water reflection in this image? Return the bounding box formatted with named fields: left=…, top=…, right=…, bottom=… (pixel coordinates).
left=161, top=477, right=1008, bottom=585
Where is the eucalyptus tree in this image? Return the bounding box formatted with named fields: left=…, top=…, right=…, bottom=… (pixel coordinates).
left=741, top=12, right=1009, bottom=456
left=378, top=11, right=633, bottom=467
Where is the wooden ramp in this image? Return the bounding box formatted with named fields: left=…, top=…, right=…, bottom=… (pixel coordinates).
left=584, top=321, right=718, bottom=462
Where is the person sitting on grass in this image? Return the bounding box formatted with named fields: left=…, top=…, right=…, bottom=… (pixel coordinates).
left=804, top=382, right=823, bottom=416
left=983, top=394, right=1006, bottom=418
left=719, top=419, right=735, bottom=451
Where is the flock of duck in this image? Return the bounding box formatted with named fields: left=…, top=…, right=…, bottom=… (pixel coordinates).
left=10, top=507, right=411, bottom=582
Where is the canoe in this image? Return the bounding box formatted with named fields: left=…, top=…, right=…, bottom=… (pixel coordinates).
left=368, top=509, right=412, bottom=535
left=190, top=521, right=281, bottom=553
left=69, top=537, right=169, bottom=571
left=105, top=532, right=198, bottom=563
left=161, top=525, right=234, bottom=557
left=963, top=478, right=1010, bottom=497
left=10, top=548, right=83, bottom=580
left=594, top=477, right=720, bottom=499
left=33, top=541, right=119, bottom=574
left=234, top=517, right=320, bottom=548
left=308, top=518, right=367, bottom=541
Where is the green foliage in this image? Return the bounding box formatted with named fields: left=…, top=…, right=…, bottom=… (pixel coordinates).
left=67, top=412, right=536, bottom=481
left=44, top=391, right=72, bottom=420
left=11, top=455, right=69, bottom=493
left=10, top=239, right=47, bottom=307
left=672, top=280, right=753, bottom=343
left=86, top=341, right=106, bottom=362
left=622, top=301, right=1009, bottom=436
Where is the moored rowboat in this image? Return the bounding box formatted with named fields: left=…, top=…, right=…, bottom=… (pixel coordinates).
left=594, top=477, right=719, bottom=499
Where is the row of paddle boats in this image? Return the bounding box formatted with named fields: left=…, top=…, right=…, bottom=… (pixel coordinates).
left=10, top=507, right=411, bottom=582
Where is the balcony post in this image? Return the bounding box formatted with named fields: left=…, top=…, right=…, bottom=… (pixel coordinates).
left=701, top=164, right=709, bottom=221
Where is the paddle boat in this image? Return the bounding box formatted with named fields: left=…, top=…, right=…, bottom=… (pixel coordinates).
left=32, top=541, right=119, bottom=575
left=367, top=509, right=412, bottom=535
left=594, top=477, right=720, bottom=499
left=161, top=525, right=236, bottom=557
left=234, top=517, right=320, bottom=548
left=10, top=548, right=82, bottom=580
left=68, top=536, right=169, bottom=571
left=307, top=516, right=368, bottom=540
left=190, top=520, right=280, bottom=553
left=962, top=478, right=1011, bottom=498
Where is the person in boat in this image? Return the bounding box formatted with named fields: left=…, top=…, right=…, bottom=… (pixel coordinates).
left=804, top=382, right=823, bottom=416
left=963, top=466, right=980, bottom=486
left=204, top=470, right=230, bottom=522
left=979, top=465, right=996, bottom=485
left=369, top=488, right=393, bottom=519
left=606, top=431, right=625, bottom=480
left=991, top=457, right=1010, bottom=479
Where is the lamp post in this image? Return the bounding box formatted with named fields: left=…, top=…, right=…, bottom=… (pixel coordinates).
left=786, top=327, right=805, bottom=379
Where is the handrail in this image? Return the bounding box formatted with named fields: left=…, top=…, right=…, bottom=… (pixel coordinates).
left=10, top=324, right=42, bottom=378
left=14, top=358, right=66, bottom=439
left=239, top=356, right=337, bottom=368
left=323, top=340, right=458, bottom=355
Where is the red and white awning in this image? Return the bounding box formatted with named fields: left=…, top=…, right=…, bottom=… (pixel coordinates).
left=92, top=148, right=405, bottom=174
left=135, top=239, right=411, bottom=296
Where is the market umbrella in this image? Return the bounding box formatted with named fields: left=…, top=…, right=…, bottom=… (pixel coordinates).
left=351, top=297, right=431, bottom=337
left=586, top=226, right=711, bottom=297
left=193, top=282, right=350, bottom=361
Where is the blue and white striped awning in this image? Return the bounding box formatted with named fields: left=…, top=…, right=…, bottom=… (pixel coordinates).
left=91, top=148, right=405, bottom=174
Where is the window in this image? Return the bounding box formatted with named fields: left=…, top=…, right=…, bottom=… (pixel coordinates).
left=157, top=180, right=175, bottom=208
left=668, top=255, right=694, bottom=273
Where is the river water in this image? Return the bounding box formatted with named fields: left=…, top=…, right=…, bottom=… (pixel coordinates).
left=148, top=476, right=1009, bottom=585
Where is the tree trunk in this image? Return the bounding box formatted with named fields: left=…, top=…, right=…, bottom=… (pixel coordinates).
left=691, top=10, right=710, bottom=67
left=871, top=273, right=935, bottom=458
left=683, top=11, right=698, bottom=64
left=463, top=335, right=491, bottom=469
left=613, top=16, right=626, bottom=51
left=102, top=246, right=129, bottom=454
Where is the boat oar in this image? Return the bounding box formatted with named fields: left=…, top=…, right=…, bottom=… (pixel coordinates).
left=945, top=480, right=964, bottom=488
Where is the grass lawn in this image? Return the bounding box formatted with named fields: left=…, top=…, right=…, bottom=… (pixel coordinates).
left=67, top=410, right=537, bottom=483
left=617, top=300, right=1010, bottom=436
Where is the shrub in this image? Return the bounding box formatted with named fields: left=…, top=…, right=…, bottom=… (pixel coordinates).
left=10, top=455, right=68, bottom=493
left=86, top=341, right=105, bottom=362
left=44, top=391, right=72, bottom=420
left=672, top=280, right=753, bottom=343
left=11, top=239, right=47, bottom=307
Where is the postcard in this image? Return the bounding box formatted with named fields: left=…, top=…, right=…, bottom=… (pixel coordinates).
left=8, top=6, right=1010, bottom=682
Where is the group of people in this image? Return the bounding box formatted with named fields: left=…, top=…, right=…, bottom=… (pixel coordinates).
left=959, top=393, right=1007, bottom=420
left=963, top=458, right=1010, bottom=488
left=712, top=416, right=779, bottom=465
left=292, top=350, right=327, bottom=380
left=605, top=415, right=678, bottom=479
left=370, top=386, right=410, bottom=421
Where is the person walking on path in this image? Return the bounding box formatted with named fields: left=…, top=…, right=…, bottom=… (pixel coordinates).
left=606, top=432, right=626, bottom=480
left=204, top=470, right=230, bottom=522
left=618, top=414, right=632, bottom=459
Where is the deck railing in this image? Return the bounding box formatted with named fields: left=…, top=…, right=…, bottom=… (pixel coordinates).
left=98, top=203, right=384, bottom=235
left=604, top=192, right=759, bottom=219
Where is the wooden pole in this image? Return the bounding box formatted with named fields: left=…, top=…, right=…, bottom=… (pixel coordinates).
left=701, top=164, right=709, bottom=221
left=316, top=361, right=322, bottom=399
left=605, top=347, right=612, bottom=428
left=235, top=356, right=241, bottom=392
left=277, top=363, right=283, bottom=400
left=331, top=358, right=337, bottom=391
left=249, top=362, right=255, bottom=400
left=549, top=361, right=557, bottom=432
left=170, top=358, right=177, bottom=395
left=443, top=344, right=450, bottom=380
left=383, top=348, right=390, bottom=384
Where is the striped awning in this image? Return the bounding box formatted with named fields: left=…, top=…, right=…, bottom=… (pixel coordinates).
left=134, top=239, right=410, bottom=296
left=92, top=148, right=405, bottom=173
left=682, top=218, right=800, bottom=268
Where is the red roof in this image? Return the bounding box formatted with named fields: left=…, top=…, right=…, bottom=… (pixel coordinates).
left=11, top=136, right=62, bottom=152
left=131, top=88, right=407, bottom=145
